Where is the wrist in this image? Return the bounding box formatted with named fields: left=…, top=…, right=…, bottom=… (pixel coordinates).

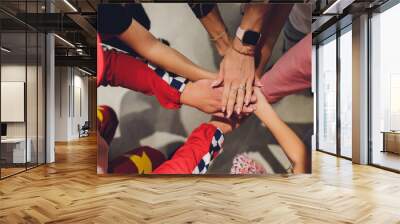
left=255, top=98, right=272, bottom=118
left=180, top=81, right=193, bottom=106
left=208, top=120, right=232, bottom=134
left=214, top=33, right=231, bottom=56
left=232, top=37, right=255, bottom=56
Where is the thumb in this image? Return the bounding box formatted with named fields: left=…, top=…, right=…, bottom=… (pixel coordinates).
left=211, top=76, right=223, bottom=87
left=211, top=62, right=225, bottom=87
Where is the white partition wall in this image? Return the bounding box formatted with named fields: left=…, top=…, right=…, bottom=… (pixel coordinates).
left=54, top=67, right=89, bottom=141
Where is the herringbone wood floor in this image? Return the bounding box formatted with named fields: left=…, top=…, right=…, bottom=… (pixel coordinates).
left=1, top=135, right=400, bottom=224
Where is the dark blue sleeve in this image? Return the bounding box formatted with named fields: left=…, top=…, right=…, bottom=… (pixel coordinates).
left=98, top=4, right=132, bottom=35
left=188, top=3, right=216, bottom=19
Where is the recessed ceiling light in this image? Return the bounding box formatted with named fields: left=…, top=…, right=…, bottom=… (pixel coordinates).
left=323, top=0, right=354, bottom=15
left=54, top=34, right=75, bottom=48
left=1, top=47, right=11, bottom=53
left=78, top=67, right=93, bottom=76
left=63, top=0, right=78, bottom=12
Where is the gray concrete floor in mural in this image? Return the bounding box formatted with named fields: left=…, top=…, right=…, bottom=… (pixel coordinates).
left=97, top=3, right=313, bottom=174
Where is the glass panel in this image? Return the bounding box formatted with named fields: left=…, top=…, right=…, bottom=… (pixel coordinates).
left=371, top=4, right=400, bottom=171
left=26, top=0, right=39, bottom=169
left=0, top=1, right=46, bottom=178
left=339, top=29, right=352, bottom=158
left=317, top=36, right=337, bottom=154
left=27, top=31, right=38, bottom=169
left=1, top=31, right=27, bottom=177
left=38, top=32, right=45, bottom=165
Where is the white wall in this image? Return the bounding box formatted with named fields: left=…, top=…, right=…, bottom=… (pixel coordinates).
left=1, top=63, right=46, bottom=163
left=1, top=65, right=33, bottom=137
left=55, top=67, right=69, bottom=141
left=54, top=67, right=89, bottom=141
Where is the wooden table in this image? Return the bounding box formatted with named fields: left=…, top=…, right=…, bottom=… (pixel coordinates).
left=381, top=131, right=400, bottom=154
left=1, top=138, right=32, bottom=164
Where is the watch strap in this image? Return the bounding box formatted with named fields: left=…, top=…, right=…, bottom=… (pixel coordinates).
left=235, top=27, right=245, bottom=42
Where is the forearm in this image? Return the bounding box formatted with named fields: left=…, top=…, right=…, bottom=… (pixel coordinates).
left=255, top=5, right=293, bottom=78
left=146, top=41, right=216, bottom=81
left=261, top=33, right=312, bottom=103
left=152, top=123, right=225, bottom=174
left=198, top=6, right=231, bottom=56
left=240, top=4, right=269, bottom=32
left=254, top=98, right=307, bottom=173
left=100, top=50, right=183, bottom=109
left=119, top=19, right=215, bottom=81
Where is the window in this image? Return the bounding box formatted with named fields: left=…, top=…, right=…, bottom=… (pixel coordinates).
left=317, top=36, right=337, bottom=154
left=370, top=2, right=400, bottom=171
left=339, top=28, right=352, bottom=158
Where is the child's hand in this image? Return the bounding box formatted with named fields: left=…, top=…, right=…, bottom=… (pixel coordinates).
left=253, top=87, right=270, bottom=116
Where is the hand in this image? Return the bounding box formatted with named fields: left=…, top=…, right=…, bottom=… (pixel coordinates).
left=180, top=79, right=256, bottom=116
left=253, top=86, right=270, bottom=117
left=212, top=47, right=256, bottom=118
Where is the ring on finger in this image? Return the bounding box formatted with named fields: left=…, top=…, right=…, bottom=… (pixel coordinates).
left=232, top=86, right=240, bottom=92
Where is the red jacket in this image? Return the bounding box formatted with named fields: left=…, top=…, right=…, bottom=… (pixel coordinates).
left=153, top=123, right=224, bottom=174
left=97, top=39, right=224, bottom=174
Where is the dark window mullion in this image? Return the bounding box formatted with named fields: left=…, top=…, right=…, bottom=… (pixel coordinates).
left=36, top=0, right=39, bottom=168
left=336, top=30, right=341, bottom=157
left=316, top=44, right=320, bottom=151
left=25, top=0, right=28, bottom=171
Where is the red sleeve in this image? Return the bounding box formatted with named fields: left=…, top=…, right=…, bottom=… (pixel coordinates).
left=152, top=123, right=224, bottom=174
left=98, top=49, right=183, bottom=110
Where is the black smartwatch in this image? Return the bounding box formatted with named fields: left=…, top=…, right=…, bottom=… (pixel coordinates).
left=235, top=27, right=261, bottom=46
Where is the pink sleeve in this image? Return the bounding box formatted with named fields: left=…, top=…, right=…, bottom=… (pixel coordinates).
left=261, top=33, right=312, bottom=104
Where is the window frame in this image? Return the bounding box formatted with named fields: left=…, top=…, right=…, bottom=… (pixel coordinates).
left=315, top=22, right=353, bottom=160
left=367, top=0, right=400, bottom=173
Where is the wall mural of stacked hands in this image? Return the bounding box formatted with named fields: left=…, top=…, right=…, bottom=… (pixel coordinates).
left=97, top=3, right=313, bottom=175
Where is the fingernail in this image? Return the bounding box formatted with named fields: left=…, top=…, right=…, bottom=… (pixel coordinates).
left=227, top=110, right=232, bottom=118
left=236, top=108, right=241, bottom=114
left=211, top=80, right=218, bottom=87
left=222, top=106, right=225, bottom=112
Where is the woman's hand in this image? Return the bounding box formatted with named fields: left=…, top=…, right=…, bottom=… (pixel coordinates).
left=212, top=47, right=256, bottom=118
left=181, top=79, right=256, bottom=116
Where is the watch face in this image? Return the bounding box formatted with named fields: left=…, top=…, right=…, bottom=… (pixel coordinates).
left=242, top=31, right=260, bottom=46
